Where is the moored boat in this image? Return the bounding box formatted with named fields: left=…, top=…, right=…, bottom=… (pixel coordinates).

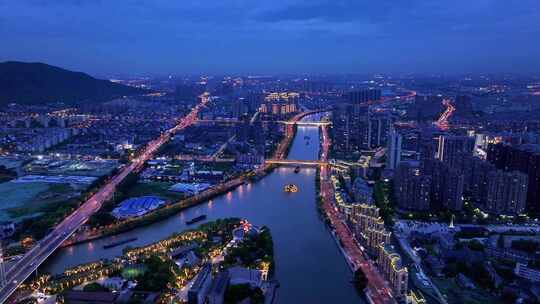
left=103, top=237, right=138, bottom=249
left=186, top=214, right=207, bottom=225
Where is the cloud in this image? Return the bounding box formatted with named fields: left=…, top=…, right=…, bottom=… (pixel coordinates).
left=1, top=0, right=540, bottom=74
left=255, top=0, right=540, bottom=37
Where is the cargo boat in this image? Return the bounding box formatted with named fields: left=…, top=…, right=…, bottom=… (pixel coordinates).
left=103, top=237, right=138, bottom=249
left=186, top=215, right=207, bottom=225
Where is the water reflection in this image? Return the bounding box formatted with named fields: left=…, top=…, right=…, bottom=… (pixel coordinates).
left=238, top=184, right=244, bottom=198
left=43, top=119, right=364, bottom=304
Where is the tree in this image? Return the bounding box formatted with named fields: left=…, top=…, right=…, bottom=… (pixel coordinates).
left=88, top=211, right=116, bottom=227
left=83, top=282, right=109, bottom=292
left=135, top=255, right=176, bottom=292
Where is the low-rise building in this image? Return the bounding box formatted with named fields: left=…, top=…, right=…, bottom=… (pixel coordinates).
left=228, top=266, right=266, bottom=288
left=515, top=263, right=540, bottom=282
left=111, top=196, right=165, bottom=219
left=207, top=271, right=229, bottom=304
left=169, top=182, right=211, bottom=195
left=62, top=291, right=118, bottom=304
left=188, top=264, right=213, bottom=304
left=406, top=290, right=427, bottom=304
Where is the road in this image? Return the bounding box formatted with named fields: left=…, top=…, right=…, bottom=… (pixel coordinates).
left=280, top=121, right=331, bottom=126
left=264, top=159, right=327, bottom=166
left=435, top=99, right=455, bottom=130
left=0, top=107, right=326, bottom=302
left=319, top=124, right=396, bottom=304
left=0, top=95, right=209, bottom=303
left=210, top=109, right=260, bottom=159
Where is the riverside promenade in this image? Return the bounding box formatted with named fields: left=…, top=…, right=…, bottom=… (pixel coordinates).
left=318, top=124, right=396, bottom=304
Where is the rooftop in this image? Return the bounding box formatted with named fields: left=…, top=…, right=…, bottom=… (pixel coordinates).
left=209, top=271, right=229, bottom=296
left=63, top=291, right=118, bottom=304
left=190, top=264, right=212, bottom=292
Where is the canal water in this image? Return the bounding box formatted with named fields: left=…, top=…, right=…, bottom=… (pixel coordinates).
left=43, top=117, right=364, bottom=303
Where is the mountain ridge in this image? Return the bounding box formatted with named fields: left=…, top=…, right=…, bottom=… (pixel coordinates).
left=0, top=61, right=147, bottom=107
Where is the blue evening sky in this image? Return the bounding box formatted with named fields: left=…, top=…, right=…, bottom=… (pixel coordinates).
left=1, top=0, right=539, bottom=75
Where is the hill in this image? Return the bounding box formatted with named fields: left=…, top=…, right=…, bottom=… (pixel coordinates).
left=0, top=61, right=147, bottom=106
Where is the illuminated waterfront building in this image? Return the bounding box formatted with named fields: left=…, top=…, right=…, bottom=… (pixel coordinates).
left=259, top=92, right=299, bottom=117
left=406, top=290, right=427, bottom=304
left=264, top=92, right=300, bottom=103
left=332, top=176, right=390, bottom=255
left=349, top=203, right=391, bottom=255
left=378, top=243, right=408, bottom=300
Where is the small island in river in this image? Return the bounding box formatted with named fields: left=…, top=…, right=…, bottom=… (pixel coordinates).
left=21, top=218, right=276, bottom=304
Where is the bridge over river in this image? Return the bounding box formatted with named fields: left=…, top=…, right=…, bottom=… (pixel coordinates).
left=37, top=110, right=365, bottom=304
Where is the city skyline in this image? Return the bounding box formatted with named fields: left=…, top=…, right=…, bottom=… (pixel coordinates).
left=3, top=2, right=540, bottom=303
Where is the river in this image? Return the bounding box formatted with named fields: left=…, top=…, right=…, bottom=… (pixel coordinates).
left=42, top=115, right=364, bottom=303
